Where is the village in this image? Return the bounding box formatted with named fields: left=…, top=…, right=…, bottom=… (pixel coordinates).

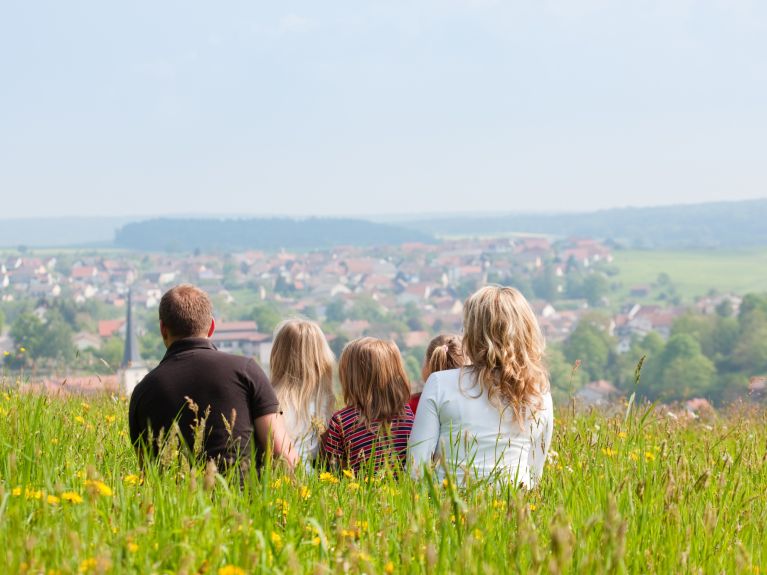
left=0, top=235, right=756, bottom=407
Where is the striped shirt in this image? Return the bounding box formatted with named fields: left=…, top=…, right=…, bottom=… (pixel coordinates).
left=321, top=405, right=415, bottom=472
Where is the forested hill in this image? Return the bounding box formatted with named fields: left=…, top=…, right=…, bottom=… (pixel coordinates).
left=114, top=218, right=435, bottom=251
left=404, top=199, right=767, bottom=248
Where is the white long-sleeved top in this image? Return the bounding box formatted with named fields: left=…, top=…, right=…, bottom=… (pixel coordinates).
left=408, top=368, right=554, bottom=487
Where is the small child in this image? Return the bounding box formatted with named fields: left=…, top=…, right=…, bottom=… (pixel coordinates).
left=321, top=337, right=414, bottom=473
left=409, top=334, right=464, bottom=414
left=270, top=319, right=336, bottom=469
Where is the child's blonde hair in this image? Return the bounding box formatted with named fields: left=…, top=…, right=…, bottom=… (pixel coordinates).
left=270, top=319, right=335, bottom=429
left=422, top=334, right=464, bottom=382
left=339, top=337, right=411, bottom=426
left=462, top=286, right=548, bottom=423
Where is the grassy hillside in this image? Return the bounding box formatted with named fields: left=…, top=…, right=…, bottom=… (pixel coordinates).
left=1, top=388, right=765, bottom=573
left=612, top=248, right=767, bottom=300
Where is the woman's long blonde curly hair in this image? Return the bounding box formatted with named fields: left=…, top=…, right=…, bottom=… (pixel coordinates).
left=462, top=285, right=549, bottom=424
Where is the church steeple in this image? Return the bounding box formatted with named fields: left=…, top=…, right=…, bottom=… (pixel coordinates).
left=121, top=289, right=142, bottom=368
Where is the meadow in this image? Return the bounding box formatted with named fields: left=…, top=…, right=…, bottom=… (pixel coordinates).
left=612, top=248, right=767, bottom=301
left=1, top=385, right=765, bottom=574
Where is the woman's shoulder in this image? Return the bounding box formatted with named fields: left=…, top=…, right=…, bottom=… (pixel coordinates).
left=329, top=405, right=361, bottom=425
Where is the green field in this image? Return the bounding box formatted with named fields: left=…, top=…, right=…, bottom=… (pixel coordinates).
left=1, top=387, right=765, bottom=574
left=612, top=248, right=767, bottom=300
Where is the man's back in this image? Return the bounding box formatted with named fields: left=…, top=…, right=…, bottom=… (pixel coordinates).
left=128, top=337, right=279, bottom=464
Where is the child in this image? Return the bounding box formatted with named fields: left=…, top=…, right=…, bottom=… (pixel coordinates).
left=270, top=319, right=336, bottom=468
left=408, top=334, right=464, bottom=415
left=321, top=337, right=414, bottom=472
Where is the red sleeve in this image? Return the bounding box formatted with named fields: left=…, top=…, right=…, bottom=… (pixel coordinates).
left=321, top=414, right=344, bottom=457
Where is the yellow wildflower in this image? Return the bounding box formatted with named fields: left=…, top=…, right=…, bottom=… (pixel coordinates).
left=645, top=451, right=656, bottom=462
left=74, top=415, right=85, bottom=425
left=61, top=491, right=83, bottom=504
left=12, top=486, right=22, bottom=497
left=51, top=438, right=59, bottom=445
left=319, top=472, right=339, bottom=484
left=630, top=452, right=639, bottom=462
left=47, top=495, right=60, bottom=505
left=104, top=415, right=116, bottom=424
left=19, top=347, right=26, bottom=353
left=311, top=536, right=321, bottom=546
left=384, top=562, right=395, bottom=574
left=529, top=504, right=537, bottom=511
left=127, top=542, right=139, bottom=553
left=618, top=431, right=628, bottom=439
left=25, top=488, right=43, bottom=500
left=78, top=558, right=97, bottom=573
left=472, top=528, right=483, bottom=541
left=123, top=474, right=142, bottom=486
left=218, top=566, right=245, bottom=575
left=81, top=402, right=90, bottom=411
left=270, top=531, right=283, bottom=549
left=84, top=480, right=113, bottom=497
left=299, top=485, right=311, bottom=500
left=348, top=482, right=360, bottom=491
left=342, top=469, right=354, bottom=479
left=601, top=447, right=617, bottom=457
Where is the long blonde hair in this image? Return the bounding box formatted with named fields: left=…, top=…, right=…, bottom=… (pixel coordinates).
left=462, top=286, right=548, bottom=422
left=422, top=334, right=465, bottom=382
left=270, top=319, right=336, bottom=429
left=339, top=337, right=411, bottom=426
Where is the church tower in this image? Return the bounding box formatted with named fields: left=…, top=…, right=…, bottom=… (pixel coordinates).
left=120, top=289, right=148, bottom=395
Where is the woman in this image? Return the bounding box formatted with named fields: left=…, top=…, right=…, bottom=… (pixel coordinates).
left=408, top=286, right=554, bottom=487
left=321, top=337, right=414, bottom=473
left=270, top=319, right=336, bottom=469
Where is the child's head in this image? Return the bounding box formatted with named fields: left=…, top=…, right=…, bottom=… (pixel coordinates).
left=270, top=319, right=335, bottom=423
left=422, top=334, right=464, bottom=382
left=339, top=337, right=410, bottom=424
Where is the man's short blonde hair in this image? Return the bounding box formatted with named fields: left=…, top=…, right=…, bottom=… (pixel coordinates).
left=159, top=284, right=213, bottom=338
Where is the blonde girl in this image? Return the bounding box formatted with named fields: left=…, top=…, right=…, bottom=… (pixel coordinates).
left=270, top=319, right=335, bottom=467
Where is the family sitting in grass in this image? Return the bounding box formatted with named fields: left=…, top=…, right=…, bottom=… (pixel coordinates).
left=128, top=283, right=554, bottom=487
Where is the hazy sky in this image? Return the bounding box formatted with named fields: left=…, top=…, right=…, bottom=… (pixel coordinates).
left=1, top=0, right=766, bottom=218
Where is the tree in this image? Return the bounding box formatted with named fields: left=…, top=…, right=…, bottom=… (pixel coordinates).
left=582, top=274, right=609, bottom=307
left=0, top=308, right=4, bottom=334
left=563, top=322, right=614, bottom=382
left=325, top=299, right=347, bottom=323
left=98, top=337, right=125, bottom=370
left=546, top=345, right=581, bottom=401
left=645, top=334, right=716, bottom=401
left=532, top=266, right=559, bottom=302
left=249, top=302, right=282, bottom=334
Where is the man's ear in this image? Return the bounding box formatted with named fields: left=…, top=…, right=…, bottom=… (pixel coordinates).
left=160, top=320, right=169, bottom=340
left=207, top=318, right=216, bottom=338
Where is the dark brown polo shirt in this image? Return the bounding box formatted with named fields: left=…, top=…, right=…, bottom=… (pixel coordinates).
left=128, top=337, right=279, bottom=464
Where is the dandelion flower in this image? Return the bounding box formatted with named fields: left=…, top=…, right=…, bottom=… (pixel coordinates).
left=85, top=480, right=113, bottom=497
left=618, top=431, right=628, bottom=439
left=384, top=561, right=395, bottom=574
left=270, top=531, right=283, bottom=549
left=61, top=491, right=83, bottom=504
left=342, top=469, right=354, bottom=479
left=47, top=495, right=60, bottom=505
left=74, top=415, right=86, bottom=425
left=78, top=558, right=97, bottom=573
left=123, top=474, right=141, bottom=486
left=644, top=451, right=656, bottom=462
left=218, top=566, right=245, bottom=575
left=127, top=542, right=139, bottom=553
left=299, top=485, right=311, bottom=500
left=319, top=472, right=339, bottom=484
left=12, top=486, right=22, bottom=497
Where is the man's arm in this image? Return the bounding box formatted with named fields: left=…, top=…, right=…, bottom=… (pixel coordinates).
left=254, top=412, right=298, bottom=470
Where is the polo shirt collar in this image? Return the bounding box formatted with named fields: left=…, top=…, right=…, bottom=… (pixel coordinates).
left=161, top=337, right=217, bottom=362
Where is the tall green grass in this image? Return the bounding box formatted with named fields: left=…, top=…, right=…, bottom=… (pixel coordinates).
left=0, top=386, right=765, bottom=574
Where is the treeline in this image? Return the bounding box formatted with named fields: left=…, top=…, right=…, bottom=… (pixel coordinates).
left=548, top=293, right=767, bottom=403
left=406, top=199, right=767, bottom=248
left=115, top=218, right=435, bottom=252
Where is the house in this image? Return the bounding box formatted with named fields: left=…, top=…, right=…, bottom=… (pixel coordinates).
left=74, top=332, right=102, bottom=351
left=212, top=321, right=271, bottom=359
left=575, top=380, right=620, bottom=406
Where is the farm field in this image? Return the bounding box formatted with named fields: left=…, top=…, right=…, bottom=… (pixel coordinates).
left=1, top=387, right=765, bottom=574
left=611, top=248, right=767, bottom=301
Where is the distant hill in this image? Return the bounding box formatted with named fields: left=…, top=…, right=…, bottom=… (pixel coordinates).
left=403, top=199, right=767, bottom=248
left=0, top=217, right=141, bottom=248
left=114, top=218, right=436, bottom=251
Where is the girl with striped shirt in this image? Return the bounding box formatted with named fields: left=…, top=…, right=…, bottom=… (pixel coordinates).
left=321, top=337, right=414, bottom=473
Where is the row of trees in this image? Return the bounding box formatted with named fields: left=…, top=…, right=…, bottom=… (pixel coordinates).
left=548, top=293, right=767, bottom=403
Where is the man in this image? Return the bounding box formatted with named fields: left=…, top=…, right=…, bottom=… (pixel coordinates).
left=128, top=284, right=296, bottom=470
